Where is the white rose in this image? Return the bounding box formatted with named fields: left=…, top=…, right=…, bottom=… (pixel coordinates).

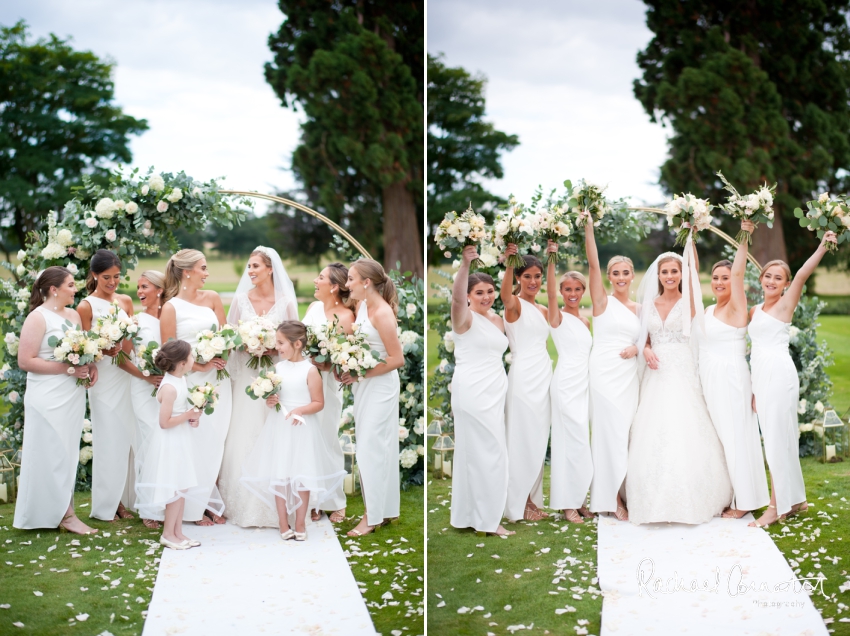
left=156, top=201, right=169, bottom=213
left=192, top=187, right=202, bottom=197
left=148, top=174, right=165, bottom=192
left=17, top=249, right=26, bottom=261
left=788, top=326, right=800, bottom=343
left=209, top=336, right=226, bottom=353
left=413, top=417, right=424, bottom=435
left=8, top=391, right=19, bottom=404
left=125, top=201, right=139, bottom=214
left=167, top=188, right=183, bottom=203
left=105, top=229, right=117, bottom=242
left=819, top=192, right=830, bottom=204
left=399, top=447, right=418, bottom=469
left=406, top=382, right=415, bottom=393
left=95, top=198, right=116, bottom=219
left=83, top=419, right=91, bottom=432
left=504, top=352, right=512, bottom=365
left=190, top=392, right=206, bottom=408
left=79, top=446, right=93, bottom=465
left=16, top=264, right=25, bottom=276
left=67, top=263, right=78, bottom=276
left=258, top=379, right=274, bottom=394
left=85, top=217, right=98, bottom=229
left=443, top=331, right=454, bottom=353
left=815, top=401, right=824, bottom=414
left=141, top=185, right=149, bottom=195
left=398, top=426, right=409, bottom=441
left=82, top=432, right=92, bottom=444
left=16, top=301, right=25, bottom=311
left=406, top=303, right=417, bottom=316
left=56, top=229, right=74, bottom=247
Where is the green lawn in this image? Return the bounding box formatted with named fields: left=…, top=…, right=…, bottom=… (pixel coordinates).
left=0, top=488, right=424, bottom=635
left=820, top=316, right=850, bottom=414
left=427, top=459, right=850, bottom=635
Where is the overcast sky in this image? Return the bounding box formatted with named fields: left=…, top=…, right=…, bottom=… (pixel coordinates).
left=1, top=0, right=300, bottom=213
left=428, top=0, right=670, bottom=206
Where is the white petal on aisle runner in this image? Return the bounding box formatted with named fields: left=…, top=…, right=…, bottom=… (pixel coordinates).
left=597, top=514, right=828, bottom=635
left=142, top=518, right=376, bottom=635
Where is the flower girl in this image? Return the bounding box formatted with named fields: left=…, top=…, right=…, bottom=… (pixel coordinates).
left=241, top=321, right=346, bottom=541
left=135, top=339, right=205, bottom=550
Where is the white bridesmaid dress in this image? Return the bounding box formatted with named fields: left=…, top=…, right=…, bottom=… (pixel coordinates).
left=85, top=296, right=137, bottom=520
left=351, top=301, right=400, bottom=526
left=129, top=312, right=161, bottom=501
left=503, top=298, right=552, bottom=521
left=749, top=305, right=805, bottom=516
left=549, top=312, right=593, bottom=511
left=241, top=359, right=346, bottom=515
left=450, top=311, right=509, bottom=532
left=302, top=301, right=347, bottom=513
left=135, top=373, right=208, bottom=520
left=167, top=297, right=232, bottom=521
left=13, top=308, right=86, bottom=529
left=698, top=306, right=769, bottom=511
left=588, top=296, right=639, bottom=514
left=217, top=293, right=288, bottom=528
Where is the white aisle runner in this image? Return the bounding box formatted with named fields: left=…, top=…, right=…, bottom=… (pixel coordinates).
left=597, top=514, right=828, bottom=635
left=142, top=518, right=376, bottom=635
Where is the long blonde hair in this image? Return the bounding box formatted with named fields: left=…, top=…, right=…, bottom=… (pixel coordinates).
left=163, top=249, right=205, bottom=303
left=351, top=259, right=398, bottom=315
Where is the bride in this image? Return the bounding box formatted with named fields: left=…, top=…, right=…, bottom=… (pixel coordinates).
left=625, top=243, right=732, bottom=525
left=218, top=247, right=299, bottom=527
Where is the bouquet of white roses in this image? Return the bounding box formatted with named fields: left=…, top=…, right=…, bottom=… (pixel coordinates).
left=236, top=315, right=277, bottom=370
left=193, top=323, right=242, bottom=380
left=328, top=324, right=383, bottom=386
left=91, top=301, right=140, bottom=365
left=532, top=205, right=573, bottom=264
left=188, top=382, right=219, bottom=416
left=135, top=341, right=164, bottom=396
left=48, top=321, right=105, bottom=386
left=794, top=192, right=850, bottom=252
left=434, top=203, right=489, bottom=268
left=565, top=179, right=609, bottom=231
left=717, top=171, right=776, bottom=244
left=305, top=317, right=340, bottom=364
left=245, top=369, right=283, bottom=412
left=664, top=193, right=714, bottom=246
left=492, top=196, right=536, bottom=269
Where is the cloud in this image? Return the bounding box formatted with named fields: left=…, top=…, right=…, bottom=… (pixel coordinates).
left=1, top=0, right=302, bottom=212
left=428, top=0, right=670, bottom=205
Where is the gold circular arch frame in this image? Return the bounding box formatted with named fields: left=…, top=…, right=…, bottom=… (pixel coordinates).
left=218, top=190, right=373, bottom=260
left=629, top=206, right=763, bottom=271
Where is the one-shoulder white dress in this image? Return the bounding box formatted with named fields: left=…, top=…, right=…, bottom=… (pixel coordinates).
left=549, top=312, right=593, bottom=511
left=698, top=305, right=769, bottom=511
left=503, top=298, right=552, bottom=521
left=450, top=311, right=509, bottom=532
left=749, top=305, right=805, bottom=516
left=588, top=296, right=639, bottom=514
left=166, top=297, right=232, bottom=521
left=85, top=296, right=137, bottom=520
left=13, top=308, right=86, bottom=529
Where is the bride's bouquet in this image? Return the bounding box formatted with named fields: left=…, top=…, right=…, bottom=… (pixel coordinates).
left=135, top=341, right=164, bottom=396
left=327, top=324, right=383, bottom=386
left=193, top=324, right=242, bottom=380
left=236, top=316, right=277, bottom=370
left=91, top=302, right=140, bottom=366
left=48, top=322, right=105, bottom=386
left=565, top=179, right=609, bottom=231
left=434, top=203, right=489, bottom=268
left=188, top=382, right=219, bottom=416
left=716, top=171, right=776, bottom=244
left=664, top=193, right=714, bottom=246
left=794, top=192, right=850, bottom=252
left=245, top=369, right=283, bottom=412
left=492, top=196, right=536, bottom=269
left=531, top=205, right=573, bottom=264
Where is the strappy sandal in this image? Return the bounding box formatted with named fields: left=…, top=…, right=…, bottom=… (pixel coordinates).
left=310, top=509, right=322, bottom=522
left=476, top=528, right=516, bottom=537
left=614, top=504, right=629, bottom=522
left=523, top=505, right=545, bottom=521
left=115, top=503, right=134, bottom=520
left=58, top=513, right=98, bottom=535
left=577, top=506, right=595, bottom=519
left=329, top=509, right=346, bottom=523
left=749, top=505, right=781, bottom=528
left=142, top=518, right=162, bottom=530
left=194, top=515, right=214, bottom=527
left=347, top=518, right=379, bottom=537
left=721, top=507, right=749, bottom=519
left=784, top=502, right=809, bottom=519
left=564, top=509, right=584, bottom=524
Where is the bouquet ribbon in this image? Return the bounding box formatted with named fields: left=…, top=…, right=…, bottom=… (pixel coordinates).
left=281, top=407, right=305, bottom=424
left=681, top=233, right=705, bottom=338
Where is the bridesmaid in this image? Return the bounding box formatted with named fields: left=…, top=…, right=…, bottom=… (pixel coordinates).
left=122, top=270, right=166, bottom=529
left=78, top=250, right=137, bottom=522
left=545, top=241, right=594, bottom=524
left=219, top=247, right=297, bottom=529
left=14, top=267, right=98, bottom=534
left=748, top=231, right=837, bottom=528
left=342, top=259, right=404, bottom=537
left=584, top=218, right=640, bottom=520
left=160, top=249, right=233, bottom=525
left=697, top=220, right=769, bottom=519
left=449, top=245, right=512, bottom=536
left=302, top=262, right=355, bottom=524
left=500, top=244, right=552, bottom=522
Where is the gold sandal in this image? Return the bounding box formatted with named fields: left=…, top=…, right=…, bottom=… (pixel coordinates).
left=523, top=505, right=545, bottom=521
left=564, top=509, right=584, bottom=524
left=614, top=504, right=629, bottom=522
left=749, top=504, right=781, bottom=528
left=329, top=509, right=346, bottom=523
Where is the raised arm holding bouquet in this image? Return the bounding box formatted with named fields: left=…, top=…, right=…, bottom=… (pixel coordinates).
left=795, top=192, right=850, bottom=252
left=435, top=203, right=489, bottom=268
left=716, top=171, right=776, bottom=244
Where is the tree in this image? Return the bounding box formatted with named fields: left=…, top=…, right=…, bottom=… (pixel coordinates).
left=265, top=1, right=423, bottom=277
left=634, top=1, right=850, bottom=271
left=427, top=54, right=519, bottom=264
left=266, top=199, right=334, bottom=272
left=0, top=21, right=148, bottom=262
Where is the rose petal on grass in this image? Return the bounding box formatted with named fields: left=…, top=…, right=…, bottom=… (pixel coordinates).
left=32, top=591, right=42, bottom=597
left=76, top=614, right=89, bottom=621
left=12, top=621, right=24, bottom=628
left=458, top=606, right=470, bottom=614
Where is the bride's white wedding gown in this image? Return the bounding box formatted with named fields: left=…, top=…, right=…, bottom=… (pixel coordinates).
left=625, top=299, right=732, bottom=525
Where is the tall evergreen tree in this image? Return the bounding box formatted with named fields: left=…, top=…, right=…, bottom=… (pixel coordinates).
left=0, top=21, right=148, bottom=261
left=634, top=1, right=850, bottom=270
left=427, top=54, right=519, bottom=264
left=265, top=1, right=423, bottom=276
